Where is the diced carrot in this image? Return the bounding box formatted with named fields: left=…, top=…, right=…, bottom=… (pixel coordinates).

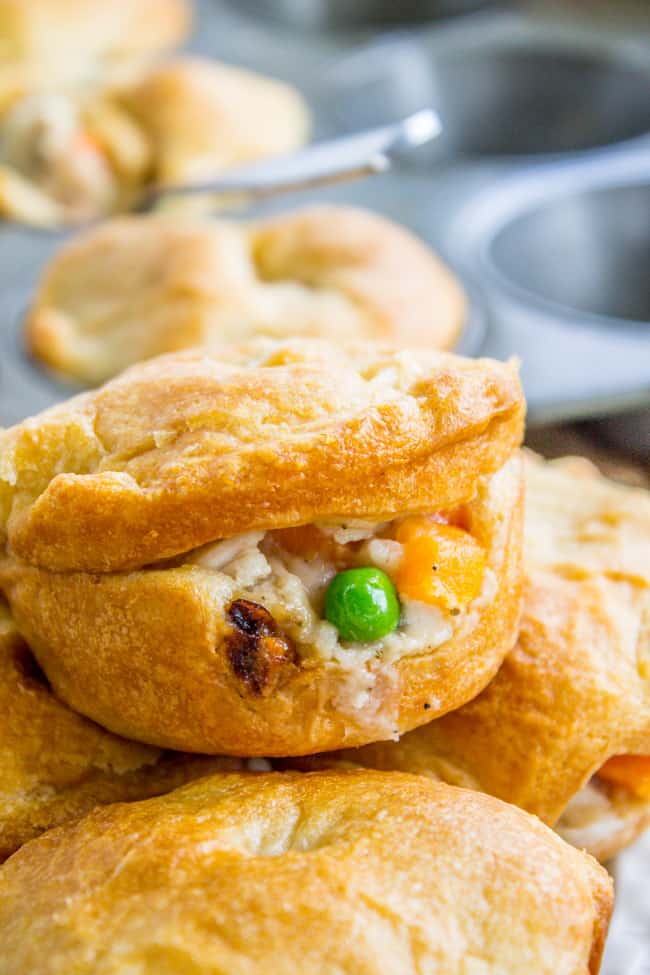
left=598, top=755, right=650, bottom=799
left=394, top=517, right=486, bottom=611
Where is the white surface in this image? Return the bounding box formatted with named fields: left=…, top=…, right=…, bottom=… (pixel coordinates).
left=604, top=831, right=650, bottom=974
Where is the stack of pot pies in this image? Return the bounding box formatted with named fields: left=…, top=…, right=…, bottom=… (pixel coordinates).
left=2, top=321, right=648, bottom=969
left=0, top=339, right=525, bottom=756
left=0, top=339, right=619, bottom=972
left=2, top=228, right=649, bottom=975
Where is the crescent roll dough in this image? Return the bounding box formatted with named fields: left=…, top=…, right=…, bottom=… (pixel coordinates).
left=299, top=453, right=650, bottom=860
left=0, top=770, right=612, bottom=975
left=0, top=339, right=524, bottom=755
left=25, top=208, right=466, bottom=385
left=0, top=597, right=241, bottom=861
left=0, top=56, right=308, bottom=226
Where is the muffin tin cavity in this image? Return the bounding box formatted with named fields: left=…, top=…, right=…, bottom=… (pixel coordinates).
left=489, top=181, right=650, bottom=323
left=427, top=48, right=650, bottom=158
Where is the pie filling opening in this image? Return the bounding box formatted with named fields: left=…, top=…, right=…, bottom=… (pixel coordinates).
left=557, top=759, right=650, bottom=852
left=0, top=93, right=119, bottom=217
left=596, top=755, right=650, bottom=801
left=181, top=510, right=496, bottom=670
left=0, top=88, right=154, bottom=221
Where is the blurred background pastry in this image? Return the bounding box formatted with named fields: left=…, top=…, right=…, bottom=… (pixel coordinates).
left=0, top=769, right=612, bottom=975
left=0, top=54, right=309, bottom=226
left=25, top=207, right=465, bottom=384
left=0, top=0, right=190, bottom=96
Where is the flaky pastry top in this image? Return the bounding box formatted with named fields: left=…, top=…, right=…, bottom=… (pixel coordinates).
left=0, top=770, right=611, bottom=975
left=0, top=339, right=524, bottom=572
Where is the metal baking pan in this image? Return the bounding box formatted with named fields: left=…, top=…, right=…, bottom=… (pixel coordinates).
left=230, top=0, right=500, bottom=30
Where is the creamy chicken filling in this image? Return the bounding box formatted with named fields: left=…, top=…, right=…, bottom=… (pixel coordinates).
left=0, top=92, right=117, bottom=216
left=183, top=514, right=496, bottom=668
left=557, top=778, right=647, bottom=855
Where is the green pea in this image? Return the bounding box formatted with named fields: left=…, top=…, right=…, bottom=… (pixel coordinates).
left=324, top=567, right=401, bottom=643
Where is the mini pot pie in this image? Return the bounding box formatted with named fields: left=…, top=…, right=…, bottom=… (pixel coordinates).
left=0, top=770, right=612, bottom=975
left=0, top=596, right=242, bottom=862
left=298, top=453, right=650, bottom=861
left=26, top=207, right=466, bottom=385
left=0, top=56, right=309, bottom=226
left=0, top=339, right=525, bottom=755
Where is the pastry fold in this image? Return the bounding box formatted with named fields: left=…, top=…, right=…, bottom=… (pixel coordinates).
left=303, top=454, right=650, bottom=859
left=25, top=207, right=465, bottom=384
left=0, top=598, right=236, bottom=861
left=0, top=770, right=612, bottom=975
left=0, top=340, right=525, bottom=755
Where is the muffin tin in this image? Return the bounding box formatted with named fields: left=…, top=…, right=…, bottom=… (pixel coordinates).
left=309, top=14, right=650, bottom=440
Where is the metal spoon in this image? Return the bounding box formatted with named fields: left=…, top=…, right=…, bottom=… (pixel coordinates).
left=134, top=108, right=441, bottom=213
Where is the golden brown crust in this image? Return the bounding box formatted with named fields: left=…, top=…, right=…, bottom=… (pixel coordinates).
left=0, top=454, right=524, bottom=755
left=117, top=56, right=310, bottom=185
left=0, top=599, right=239, bottom=861
left=0, top=770, right=612, bottom=975
left=26, top=208, right=466, bottom=385
left=0, top=339, right=525, bottom=573
left=302, top=453, right=650, bottom=856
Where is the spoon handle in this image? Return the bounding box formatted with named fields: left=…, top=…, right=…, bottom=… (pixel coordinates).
left=137, top=109, right=440, bottom=211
